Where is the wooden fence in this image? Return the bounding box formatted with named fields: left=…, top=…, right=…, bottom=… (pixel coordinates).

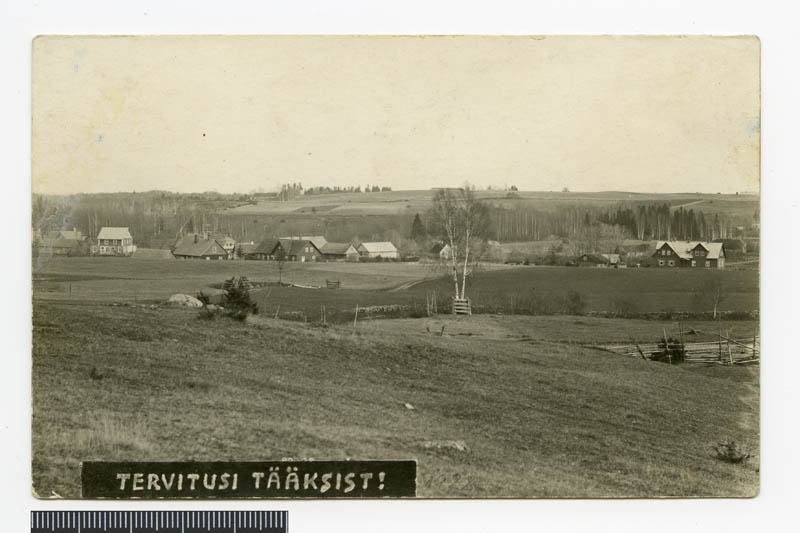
left=452, top=298, right=472, bottom=315
left=600, top=335, right=760, bottom=365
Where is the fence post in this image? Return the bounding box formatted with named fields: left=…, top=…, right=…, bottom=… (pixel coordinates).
left=353, top=304, right=359, bottom=330
left=727, top=328, right=734, bottom=364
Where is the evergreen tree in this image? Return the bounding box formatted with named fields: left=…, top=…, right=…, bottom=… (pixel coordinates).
left=410, top=213, right=427, bottom=241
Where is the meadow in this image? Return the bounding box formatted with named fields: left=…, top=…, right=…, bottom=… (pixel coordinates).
left=32, top=302, right=759, bottom=498
left=34, top=257, right=759, bottom=322
left=32, top=256, right=440, bottom=303
left=225, top=190, right=758, bottom=218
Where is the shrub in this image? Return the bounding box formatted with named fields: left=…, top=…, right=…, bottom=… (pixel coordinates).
left=713, top=441, right=751, bottom=464
left=563, top=289, right=586, bottom=315
left=223, top=286, right=258, bottom=321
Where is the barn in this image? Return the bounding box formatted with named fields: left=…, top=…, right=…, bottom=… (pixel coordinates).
left=577, top=253, right=621, bottom=268
left=357, top=241, right=400, bottom=259
left=320, top=242, right=360, bottom=262
left=172, top=235, right=228, bottom=260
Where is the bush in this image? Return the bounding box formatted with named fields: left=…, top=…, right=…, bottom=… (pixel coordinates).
left=223, top=286, right=258, bottom=321
left=563, top=289, right=586, bottom=315
left=714, top=441, right=751, bottom=464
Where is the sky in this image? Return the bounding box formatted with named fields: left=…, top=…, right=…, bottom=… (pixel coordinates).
left=32, top=35, right=760, bottom=195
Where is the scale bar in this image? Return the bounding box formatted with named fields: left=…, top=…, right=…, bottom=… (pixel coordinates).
left=31, top=511, right=287, bottom=532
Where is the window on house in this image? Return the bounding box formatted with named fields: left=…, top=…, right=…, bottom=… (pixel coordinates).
left=668, top=260, right=675, bottom=266
left=705, top=261, right=711, bottom=268
left=658, top=260, right=664, bottom=266
left=691, top=260, right=697, bottom=267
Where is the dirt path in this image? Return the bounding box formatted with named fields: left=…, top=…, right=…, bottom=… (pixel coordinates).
left=670, top=199, right=707, bottom=210
left=387, top=279, right=430, bottom=291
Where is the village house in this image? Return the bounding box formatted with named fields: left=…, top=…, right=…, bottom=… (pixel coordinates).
left=94, top=227, right=136, bottom=256
left=247, top=235, right=359, bottom=262
left=319, top=242, right=360, bottom=262
left=652, top=241, right=725, bottom=268
left=577, top=253, right=622, bottom=268
left=279, top=238, right=324, bottom=262
left=171, top=233, right=228, bottom=260
left=429, top=242, right=452, bottom=260
left=234, top=241, right=258, bottom=259
left=357, top=241, right=400, bottom=260
left=37, top=227, right=87, bottom=256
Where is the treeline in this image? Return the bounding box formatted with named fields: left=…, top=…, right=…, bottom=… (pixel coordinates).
left=599, top=204, right=735, bottom=241
left=304, top=185, right=393, bottom=195
left=484, top=202, right=747, bottom=243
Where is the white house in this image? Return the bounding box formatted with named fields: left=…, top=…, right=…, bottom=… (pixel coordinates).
left=357, top=241, right=400, bottom=259
left=94, top=227, right=136, bottom=256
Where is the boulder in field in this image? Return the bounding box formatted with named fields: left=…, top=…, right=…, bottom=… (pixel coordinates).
left=166, top=294, right=203, bottom=308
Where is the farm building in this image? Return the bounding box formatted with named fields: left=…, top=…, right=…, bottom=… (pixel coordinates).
left=248, top=235, right=359, bottom=262
left=175, top=233, right=236, bottom=259
left=37, top=237, right=83, bottom=256
left=94, top=227, right=136, bottom=256
left=279, top=238, right=324, bottom=262
left=37, top=228, right=87, bottom=256
left=429, top=242, right=452, bottom=260
left=245, top=239, right=282, bottom=261
left=320, top=242, right=360, bottom=262
left=357, top=241, right=400, bottom=259
left=577, top=253, right=621, bottom=268
left=652, top=241, right=725, bottom=268
left=234, top=242, right=258, bottom=259
left=172, top=234, right=228, bottom=260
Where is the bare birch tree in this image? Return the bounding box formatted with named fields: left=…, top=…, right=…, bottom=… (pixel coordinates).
left=429, top=186, right=491, bottom=300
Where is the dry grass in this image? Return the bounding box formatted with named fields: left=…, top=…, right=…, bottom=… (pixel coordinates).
left=32, top=302, right=758, bottom=498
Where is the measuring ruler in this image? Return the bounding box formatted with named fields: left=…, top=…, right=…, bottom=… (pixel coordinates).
left=30, top=511, right=287, bottom=532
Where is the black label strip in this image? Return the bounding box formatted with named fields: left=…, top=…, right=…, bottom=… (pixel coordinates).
left=82, top=460, right=417, bottom=499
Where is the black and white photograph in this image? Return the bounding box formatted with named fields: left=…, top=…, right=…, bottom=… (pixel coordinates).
left=30, top=34, right=762, bottom=500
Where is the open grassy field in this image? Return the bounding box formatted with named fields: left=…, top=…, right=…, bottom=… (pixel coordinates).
left=244, top=265, right=758, bottom=324
left=32, top=301, right=759, bottom=498
left=32, top=257, right=441, bottom=302
left=224, top=189, right=758, bottom=219
left=34, top=258, right=759, bottom=321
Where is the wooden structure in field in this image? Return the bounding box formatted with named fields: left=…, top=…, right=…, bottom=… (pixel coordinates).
left=326, top=279, right=341, bottom=289
left=452, top=298, right=471, bottom=315
left=601, top=333, right=759, bottom=365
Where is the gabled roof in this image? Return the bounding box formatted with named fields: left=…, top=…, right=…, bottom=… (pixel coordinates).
left=654, top=241, right=724, bottom=260
left=321, top=242, right=357, bottom=255
left=172, top=238, right=227, bottom=257
left=236, top=243, right=259, bottom=254
left=300, top=235, right=328, bottom=249
left=97, top=227, right=132, bottom=240
left=46, top=229, right=83, bottom=241
left=579, top=253, right=609, bottom=264
left=600, top=253, right=621, bottom=264
left=210, top=233, right=236, bottom=245
left=39, top=238, right=80, bottom=250
left=358, top=241, right=398, bottom=253
left=429, top=242, right=445, bottom=254
left=253, top=239, right=280, bottom=255
left=283, top=239, right=321, bottom=256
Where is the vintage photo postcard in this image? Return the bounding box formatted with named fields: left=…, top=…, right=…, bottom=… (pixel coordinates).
left=31, top=35, right=759, bottom=499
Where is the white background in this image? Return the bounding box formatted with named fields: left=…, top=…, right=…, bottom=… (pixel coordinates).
left=2, top=1, right=797, bottom=531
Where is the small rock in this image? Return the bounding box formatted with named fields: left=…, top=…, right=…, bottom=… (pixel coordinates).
left=420, top=440, right=468, bottom=452
left=404, top=402, right=416, bottom=410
